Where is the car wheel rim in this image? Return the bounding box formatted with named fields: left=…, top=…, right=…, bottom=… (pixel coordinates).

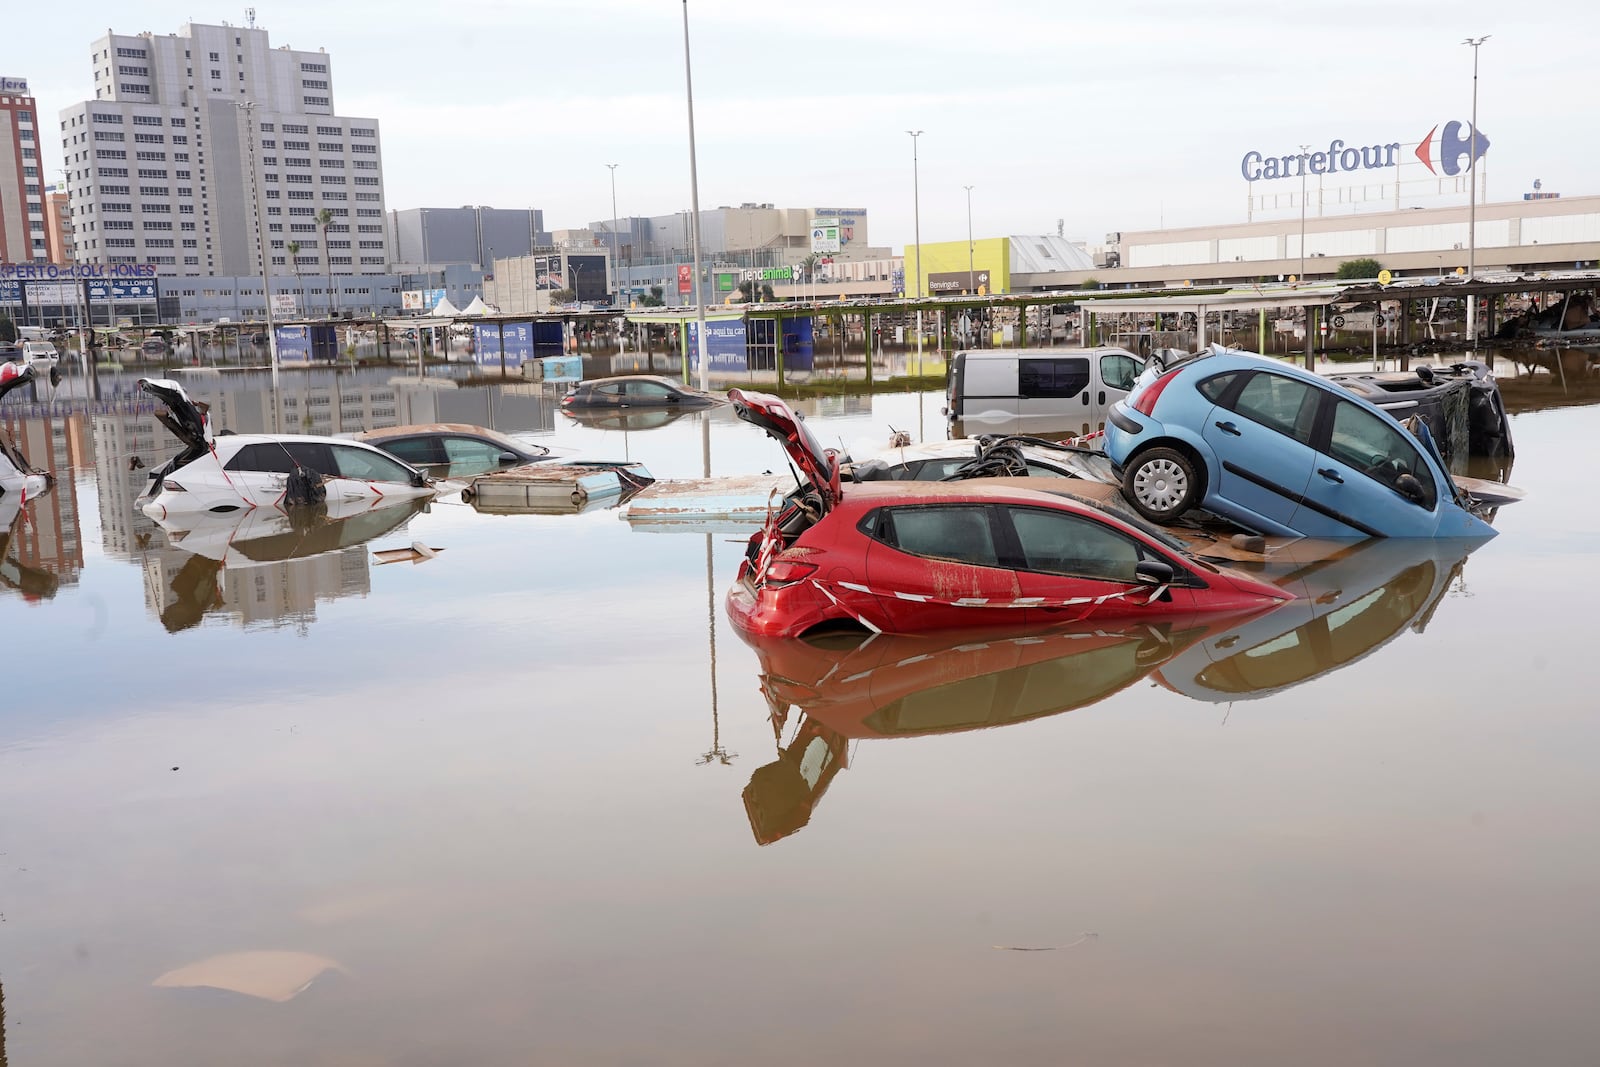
left=1134, top=459, right=1186, bottom=511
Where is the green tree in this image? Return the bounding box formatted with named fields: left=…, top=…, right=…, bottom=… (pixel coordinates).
left=1336, top=257, right=1383, bottom=281
left=287, top=241, right=303, bottom=316
left=0, top=313, right=16, bottom=344
left=1079, top=277, right=1101, bottom=291
left=737, top=280, right=776, bottom=302
left=316, top=208, right=338, bottom=317
left=638, top=285, right=666, bottom=308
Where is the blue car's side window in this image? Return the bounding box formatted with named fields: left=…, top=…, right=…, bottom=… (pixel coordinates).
left=1226, top=373, right=1320, bottom=444
left=1327, top=400, right=1438, bottom=508
left=1197, top=372, right=1240, bottom=403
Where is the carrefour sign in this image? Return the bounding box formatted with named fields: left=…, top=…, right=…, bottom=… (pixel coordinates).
left=1240, top=121, right=1489, bottom=181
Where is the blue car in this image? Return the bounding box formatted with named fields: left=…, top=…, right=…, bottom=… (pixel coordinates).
left=1104, top=347, right=1496, bottom=538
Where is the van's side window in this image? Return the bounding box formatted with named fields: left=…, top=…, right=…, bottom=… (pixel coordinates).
left=1018, top=358, right=1090, bottom=399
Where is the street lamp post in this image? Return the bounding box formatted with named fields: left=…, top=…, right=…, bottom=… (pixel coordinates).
left=240, top=101, right=279, bottom=388
left=1298, top=143, right=1310, bottom=285
left=680, top=0, right=710, bottom=391
left=964, top=184, right=975, bottom=295
left=1464, top=35, right=1490, bottom=346
left=908, top=130, right=923, bottom=372
left=606, top=163, right=620, bottom=305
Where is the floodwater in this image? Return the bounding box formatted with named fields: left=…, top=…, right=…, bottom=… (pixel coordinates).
left=3, top=358, right=1599, bottom=1066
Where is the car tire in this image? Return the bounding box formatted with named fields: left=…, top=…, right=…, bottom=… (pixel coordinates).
left=1122, top=447, right=1199, bottom=524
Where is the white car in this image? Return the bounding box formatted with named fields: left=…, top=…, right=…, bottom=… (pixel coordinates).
left=1, top=362, right=53, bottom=500
left=19, top=340, right=59, bottom=371
left=139, top=378, right=437, bottom=518
left=848, top=436, right=1114, bottom=484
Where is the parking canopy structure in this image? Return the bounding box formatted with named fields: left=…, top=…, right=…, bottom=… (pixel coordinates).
left=1078, top=284, right=1347, bottom=363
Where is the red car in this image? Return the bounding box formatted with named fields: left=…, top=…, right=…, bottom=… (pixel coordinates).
left=726, top=389, right=1295, bottom=638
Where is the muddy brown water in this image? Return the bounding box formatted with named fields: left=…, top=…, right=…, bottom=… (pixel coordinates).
left=3, top=363, right=1599, bottom=1066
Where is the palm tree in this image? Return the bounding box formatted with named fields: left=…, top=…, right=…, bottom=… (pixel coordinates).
left=286, top=241, right=302, bottom=316
left=316, top=208, right=338, bottom=318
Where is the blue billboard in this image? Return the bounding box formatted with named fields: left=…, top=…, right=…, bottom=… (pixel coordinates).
left=473, top=322, right=534, bottom=367
left=86, top=280, right=158, bottom=300
left=275, top=324, right=337, bottom=362
left=687, top=319, right=748, bottom=372
left=0, top=280, right=19, bottom=302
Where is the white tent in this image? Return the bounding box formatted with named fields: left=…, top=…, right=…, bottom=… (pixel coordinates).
left=459, top=296, right=492, bottom=317
left=430, top=295, right=461, bottom=317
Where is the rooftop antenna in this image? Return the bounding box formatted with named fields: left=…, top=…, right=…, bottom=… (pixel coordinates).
left=246, top=6, right=256, bottom=28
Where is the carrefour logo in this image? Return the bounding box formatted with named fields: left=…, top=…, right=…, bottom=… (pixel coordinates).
left=1413, top=121, right=1490, bottom=176
left=1240, top=121, right=1490, bottom=182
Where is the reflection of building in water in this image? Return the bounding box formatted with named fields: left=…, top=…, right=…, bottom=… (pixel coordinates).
left=142, top=545, right=371, bottom=632
left=0, top=411, right=90, bottom=585
left=92, top=411, right=179, bottom=559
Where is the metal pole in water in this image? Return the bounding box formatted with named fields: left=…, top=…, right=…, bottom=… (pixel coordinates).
left=1464, top=36, right=1489, bottom=348
left=681, top=0, right=711, bottom=392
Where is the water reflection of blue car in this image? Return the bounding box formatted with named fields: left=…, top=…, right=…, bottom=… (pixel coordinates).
left=1154, top=537, right=1477, bottom=702
left=1105, top=347, right=1499, bottom=538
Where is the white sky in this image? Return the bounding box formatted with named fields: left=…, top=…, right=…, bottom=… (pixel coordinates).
left=13, top=0, right=1590, bottom=251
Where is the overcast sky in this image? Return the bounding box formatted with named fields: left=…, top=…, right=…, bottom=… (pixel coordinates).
left=14, top=1, right=1587, bottom=251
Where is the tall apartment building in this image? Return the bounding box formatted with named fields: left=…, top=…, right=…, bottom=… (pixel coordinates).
left=0, top=76, right=48, bottom=262
left=58, top=19, right=389, bottom=280
left=44, top=182, right=73, bottom=261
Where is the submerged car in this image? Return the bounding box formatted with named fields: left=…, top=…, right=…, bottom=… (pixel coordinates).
left=560, top=375, right=723, bottom=410
left=1106, top=347, right=1503, bottom=538
left=139, top=379, right=435, bottom=518
left=0, top=362, right=53, bottom=500
left=726, top=388, right=1293, bottom=638
left=354, top=423, right=571, bottom=477
left=848, top=436, right=1111, bottom=483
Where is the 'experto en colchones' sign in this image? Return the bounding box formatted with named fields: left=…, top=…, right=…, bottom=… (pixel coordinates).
left=1241, top=121, right=1490, bottom=182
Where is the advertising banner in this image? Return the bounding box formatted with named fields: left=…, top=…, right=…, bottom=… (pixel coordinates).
left=535, top=256, right=566, bottom=291
left=677, top=263, right=693, bottom=295
left=401, top=290, right=425, bottom=310
left=28, top=282, right=83, bottom=305
left=0, top=280, right=21, bottom=302
left=809, top=219, right=841, bottom=254
left=270, top=293, right=298, bottom=315
left=715, top=272, right=737, bottom=293
left=472, top=321, right=534, bottom=367
left=86, top=280, right=158, bottom=301
left=687, top=318, right=748, bottom=373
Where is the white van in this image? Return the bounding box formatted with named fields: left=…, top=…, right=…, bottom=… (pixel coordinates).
left=943, top=346, right=1148, bottom=438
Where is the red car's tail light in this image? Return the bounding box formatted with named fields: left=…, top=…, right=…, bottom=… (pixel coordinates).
left=1130, top=367, right=1183, bottom=417
left=763, top=559, right=818, bottom=587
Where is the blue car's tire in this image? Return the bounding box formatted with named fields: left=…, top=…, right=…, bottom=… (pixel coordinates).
left=1123, top=447, right=1198, bottom=523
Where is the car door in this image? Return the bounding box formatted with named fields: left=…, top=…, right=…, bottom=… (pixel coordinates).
left=1093, top=351, right=1143, bottom=434
left=1292, top=396, right=1443, bottom=537
left=1000, top=504, right=1202, bottom=623
left=376, top=436, right=447, bottom=470
left=862, top=504, right=1032, bottom=630
left=1018, top=356, right=1092, bottom=436
left=625, top=379, right=680, bottom=407
left=327, top=443, right=427, bottom=502
left=222, top=441, right=300, bottom=504
left=1201, top=370, right=1323, bottom=532
left=440, top=435, right=514, bottom=476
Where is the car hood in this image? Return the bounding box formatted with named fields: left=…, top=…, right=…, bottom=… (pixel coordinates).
left=728, top=388, right=841, bottom=512
left=139, top=378, right=214, bottom=450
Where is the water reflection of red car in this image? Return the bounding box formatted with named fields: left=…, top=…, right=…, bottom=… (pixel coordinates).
left=726, top=389, right=1293, bottom=638
left=740, top=616, right=1250, bottom=845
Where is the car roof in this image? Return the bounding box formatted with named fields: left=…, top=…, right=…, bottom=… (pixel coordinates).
left=581, top=374, right=684, bottom=388
left=212, top=433, right=396, bottom=451
left=356, top=423, right=517, bottom=442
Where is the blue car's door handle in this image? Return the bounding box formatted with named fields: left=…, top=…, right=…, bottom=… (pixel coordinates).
left=1317, top=468, right=1344, bottom=483
left=1214, top=420, right=1241, bottom=436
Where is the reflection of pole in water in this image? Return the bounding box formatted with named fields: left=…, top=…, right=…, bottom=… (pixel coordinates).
left=1, top=977, right=8, bottom=1067
left=697, top=531, right=736, bottom=767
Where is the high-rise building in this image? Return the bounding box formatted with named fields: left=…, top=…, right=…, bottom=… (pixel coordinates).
left=58, top=19, right=389, bottom=279
left=44, top=182, right=73, bottom=262
left=0, top=76, right=48, bottom=262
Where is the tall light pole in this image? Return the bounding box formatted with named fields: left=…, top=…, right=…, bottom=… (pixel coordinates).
left=963, top=184, right=975, bottom=294
left=908, top=130, right=923, bottom=371
left=606, top=162, right=620, bottom=306
left=1464, top=35, right=1489, bottom=346
left=240, top=101, right=279, bottom=389
left=1298, top=143, right=1310, bottom=286
left=681, top=0, right=710, bottom=391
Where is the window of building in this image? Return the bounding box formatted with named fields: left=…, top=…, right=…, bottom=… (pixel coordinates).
left=132, top=115, right=162, bottom=126
left=282, top=123, right=308, bottom=134
left=133, top=133, right=165, bottom=144
left=303, top=96, right=329, bottom=107
left=137, top=168, right=168, bottom=178
left=118, top=46, right=148, bottom=58
left=303, top=80, right=329, bottom=90
left=119, top=84, right=151, bottom=94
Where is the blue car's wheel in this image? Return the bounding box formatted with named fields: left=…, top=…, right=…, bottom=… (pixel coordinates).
left=1123, top=447, right=1198, bottom=523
